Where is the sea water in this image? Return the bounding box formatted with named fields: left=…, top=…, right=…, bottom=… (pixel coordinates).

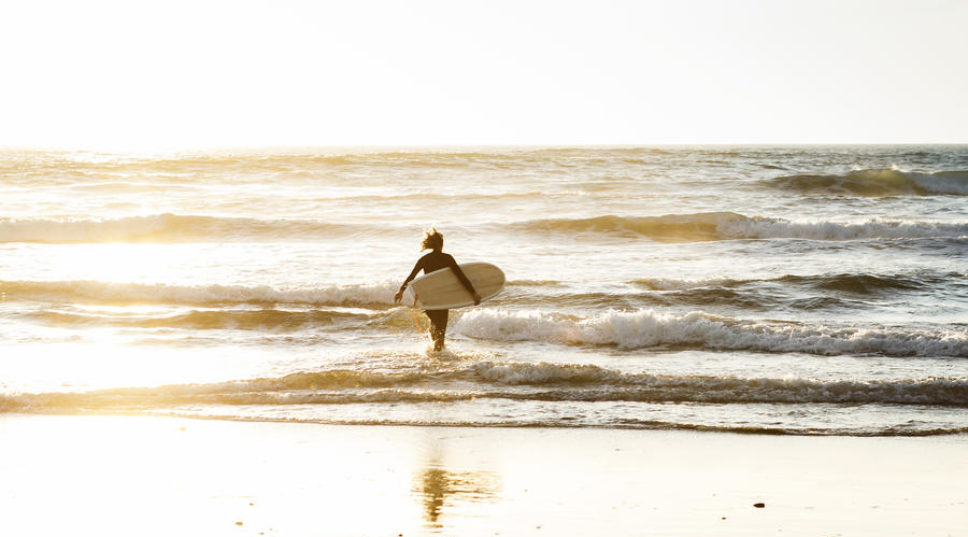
left=1, top=146, right=966, bottom=435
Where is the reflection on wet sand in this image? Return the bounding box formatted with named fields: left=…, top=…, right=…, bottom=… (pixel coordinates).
left=413, top=466, right=500, bottom=528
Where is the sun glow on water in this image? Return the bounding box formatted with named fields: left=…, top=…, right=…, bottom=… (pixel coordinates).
left=2, top=146, right=968, bottom=436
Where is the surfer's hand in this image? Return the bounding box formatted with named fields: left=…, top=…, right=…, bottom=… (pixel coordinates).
left=473, top=292, right=481, bottom=305
left=394, top=289, right=404, bottom=304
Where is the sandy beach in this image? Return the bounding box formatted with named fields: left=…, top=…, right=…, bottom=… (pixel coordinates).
left=1, top=415, right=964, bottom=537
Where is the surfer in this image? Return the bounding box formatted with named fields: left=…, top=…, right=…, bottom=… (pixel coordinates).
left=395, top=228, right=481, bottom=351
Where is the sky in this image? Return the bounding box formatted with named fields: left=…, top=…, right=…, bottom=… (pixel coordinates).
left=1, top=0, right=966, bottom=150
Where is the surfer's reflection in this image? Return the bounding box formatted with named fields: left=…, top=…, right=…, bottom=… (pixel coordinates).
left=412, top=466, right=499, bottom=528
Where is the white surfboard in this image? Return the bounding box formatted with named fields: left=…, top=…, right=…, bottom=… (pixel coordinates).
left=408, top=262, right=505, bottom=310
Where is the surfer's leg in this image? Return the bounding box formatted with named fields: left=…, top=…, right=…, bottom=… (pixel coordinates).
left=427, top=311, right=444, bottom=350
left=425, top=309, right=449, bottom=351
left=437, top=309, right=449, bottom=350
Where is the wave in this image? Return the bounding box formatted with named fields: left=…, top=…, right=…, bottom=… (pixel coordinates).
left=516, top=212, right=968, bottom=242
left=507, top=279, right=564, bottom=287
left=1, top=147, right=676, bottom=176
left=4, top=362, right=968, bottom=412
left=469, top=362, right=968, bottom=406
left=0, top=369, right=436, bottom=413
left=0, top=214, right=373, bottom=243
left=767, top=168, right=968, bottom=196
left=21, top=308, right=371, bottom=332
left=777, top=273, right=935, bottom=294
left=145, top=413, right=968, bottom=437
left=4, top=268, right=957, bottom=311
left=621, top=270, right=967, bottom=312
left=506, top=288, right=791, bottom=312
left=452, top=309, right=968, bottom=357
left=5, top=212, right=966, bottom=245
left=0, top=280, right=398, bottom=307
left=0, top=151, right=531, bottom=185
left=631, top=270, right=964, bottom=295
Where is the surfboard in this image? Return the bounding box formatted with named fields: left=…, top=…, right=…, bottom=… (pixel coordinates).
left=408, top=262, right=505, bottom=310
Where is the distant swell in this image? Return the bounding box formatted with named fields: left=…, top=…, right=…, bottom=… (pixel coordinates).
left=453, top=309, right=968, bottom=357
left=516, top=212, right=968, bottom=241
left=767, top=168, right=968, bottom=196
left=0, top=214, right=369, bottom=243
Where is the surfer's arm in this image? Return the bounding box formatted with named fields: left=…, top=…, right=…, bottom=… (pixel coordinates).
left=449, top=258, right=481, bottom=305
left=394, top=260, right=424, bottom=303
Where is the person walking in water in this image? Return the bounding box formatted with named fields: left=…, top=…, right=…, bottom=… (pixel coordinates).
left=395, top=228, right=480, bottom=351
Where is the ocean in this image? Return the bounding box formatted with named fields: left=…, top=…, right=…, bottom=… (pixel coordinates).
left=1, top=145, right=966, bottom=436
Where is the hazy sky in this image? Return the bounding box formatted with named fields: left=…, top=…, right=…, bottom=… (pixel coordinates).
left=2, top=0, right=966, bottom=149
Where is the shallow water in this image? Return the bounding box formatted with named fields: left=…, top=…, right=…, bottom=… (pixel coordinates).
left=2, top=145, right=967, bottom=435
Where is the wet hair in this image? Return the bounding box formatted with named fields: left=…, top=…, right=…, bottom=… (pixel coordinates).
left=421, top=227, right=444, bottom=251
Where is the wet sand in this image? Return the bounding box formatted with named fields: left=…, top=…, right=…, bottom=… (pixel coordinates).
left=1, top=415, right=965, bottom=536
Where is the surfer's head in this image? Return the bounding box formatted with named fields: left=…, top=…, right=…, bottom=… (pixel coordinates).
left=421, top=227, right=444, bottom=251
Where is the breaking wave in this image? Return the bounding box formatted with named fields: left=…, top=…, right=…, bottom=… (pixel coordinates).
left=452, top=309, right=968, bottom=357
left=516, top=212, right=968, bottom=241
left=766, top=168, right=968, bottom=196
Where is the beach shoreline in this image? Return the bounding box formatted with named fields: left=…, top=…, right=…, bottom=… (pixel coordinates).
left=1, top=414, right=965, bottom=537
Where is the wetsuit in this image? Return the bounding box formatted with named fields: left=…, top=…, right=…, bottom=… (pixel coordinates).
left=400, top=251, right=477, bottom=350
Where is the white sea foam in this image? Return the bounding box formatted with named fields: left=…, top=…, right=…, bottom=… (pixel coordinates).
left=453, top=309, right=968, bottom=357
left=471, top=360, right=617, bottom=385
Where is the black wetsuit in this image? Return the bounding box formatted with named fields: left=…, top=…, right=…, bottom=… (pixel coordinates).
left=400, top=251, right=477, bottom=350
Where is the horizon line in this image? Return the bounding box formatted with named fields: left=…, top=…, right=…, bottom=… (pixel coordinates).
left=2, top=141, right=967, bottom=155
